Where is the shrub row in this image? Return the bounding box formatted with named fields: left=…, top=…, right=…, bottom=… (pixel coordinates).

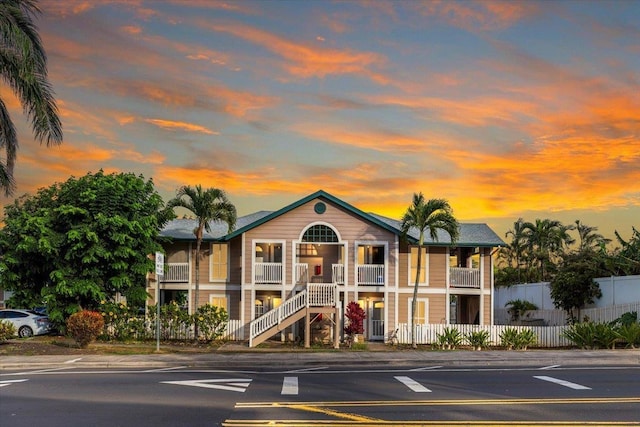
left=99, top=300, right=229, bottom=342
left=562, top=312, right=640, bottom=349
left=434, top=327, right=536, bottom=351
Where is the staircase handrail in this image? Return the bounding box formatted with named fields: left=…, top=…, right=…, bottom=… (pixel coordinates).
left=249, top=290, right=307, bottom=346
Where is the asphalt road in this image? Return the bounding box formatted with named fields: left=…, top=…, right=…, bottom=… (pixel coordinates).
left=1, top=363, right=639, bottom=426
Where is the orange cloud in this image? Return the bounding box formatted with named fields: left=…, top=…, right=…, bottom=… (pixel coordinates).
left=409, top=0, right=539, bottom=31
left=144, top=119, right=219, bottom=135
left=203, top=20, right=387, bottom=81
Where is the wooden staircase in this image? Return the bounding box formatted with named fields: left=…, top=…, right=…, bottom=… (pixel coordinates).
left=249, top=283, right=339, bottom=348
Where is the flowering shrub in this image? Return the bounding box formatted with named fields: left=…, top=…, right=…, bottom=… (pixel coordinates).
left=147, top=301, right=192, bottom=340
left=194, top=304, right=229, bottom=342
left=0, top=320, right=16, bottom=341
left=67, top=310, right=105, bottom=348
left=100, top=300, right=144, bottom=341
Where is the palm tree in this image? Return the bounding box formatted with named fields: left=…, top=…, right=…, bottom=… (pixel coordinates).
left=401, top=193, right=459, bottom=349
left=504, top=218, right=527, bottom=283
left=1, top=0, right=63, bottom=195
left=522, top=219, right=574, bottom=281
left=168, top=185, right=236, bottom=338
left=574, top=220, right=610, bottom=252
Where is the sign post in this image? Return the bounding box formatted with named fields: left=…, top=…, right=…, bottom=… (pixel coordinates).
left=155, top=252, right=164, bottom=352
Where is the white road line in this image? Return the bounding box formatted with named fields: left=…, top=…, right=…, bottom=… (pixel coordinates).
left=281, top=376, right=298, bottom=395
left=539, top=364, right=561, bottom=370
left=64, top=358, right=83, bottom=364
left=394, top=376, right=432, bottom=392
left=533, top=375, right=592, bottom=390
left=410, top=366, right=443, bottom=371
left=0, top=379, right=28, bottom=388
left=143, top=366, right=187, bottom=372
left=285, top=367, right=328, bottom=373
left=8, top=367, right=73, bottom=376
left=161, top=378, right=252, bottom=392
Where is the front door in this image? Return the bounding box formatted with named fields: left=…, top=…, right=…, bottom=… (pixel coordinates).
left=370, top=300, right=384, bottom=340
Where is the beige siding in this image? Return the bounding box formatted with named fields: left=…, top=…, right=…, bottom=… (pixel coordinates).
left=482, top=247, right=492, bottom=290
left=229, top=236, right=242, bottom=284
left=386, top=293, right=396, bottom=330
left=166, top=242, right=190, bottom=262
left=243, top=198, right=397, bottom=286
left=398, top=241, right=410, bottom=287
left=397, top=293, right=446, bottom=324
left=428, top=294, right=446, bottom=323
left=428, top=247, right=447, bottom=288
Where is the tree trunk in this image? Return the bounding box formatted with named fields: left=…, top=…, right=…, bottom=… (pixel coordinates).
left=194, top=239, right=201, bottom=339
left=411, top=244, right=422, bottom=349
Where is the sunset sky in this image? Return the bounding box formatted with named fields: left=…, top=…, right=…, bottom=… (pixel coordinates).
left=1, top=0, right=639, bottom=244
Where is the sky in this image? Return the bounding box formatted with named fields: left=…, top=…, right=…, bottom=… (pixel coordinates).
left=1, top=0, right=639, bottom=244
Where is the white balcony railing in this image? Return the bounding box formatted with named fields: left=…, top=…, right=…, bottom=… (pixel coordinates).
left=162, top=262, right=189, bottom=282
left=307, top=283, right=338, bottom=306
left=332, top=264, right=345, bottom=284
left=357, top=264, right=385, bottom=286
left=449, top=267, right=480, bottom=288
left=254, top=262, right=283, bottom=284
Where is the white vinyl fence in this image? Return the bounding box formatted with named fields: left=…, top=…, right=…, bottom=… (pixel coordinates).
left=495, top=301, right=640, bottom=326
left=395, top=323, right=572, bottom=348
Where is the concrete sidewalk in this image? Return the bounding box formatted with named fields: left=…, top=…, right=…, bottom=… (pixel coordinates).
left=2, top=345, right=639, bottom=370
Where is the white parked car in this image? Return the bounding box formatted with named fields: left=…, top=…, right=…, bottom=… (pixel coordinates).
left=0, top=309, right=53, bottom=338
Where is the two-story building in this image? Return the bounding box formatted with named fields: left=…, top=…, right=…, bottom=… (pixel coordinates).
left=149, top=190, right=504, bottom=346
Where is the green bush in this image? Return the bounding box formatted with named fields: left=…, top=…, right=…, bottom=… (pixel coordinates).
left=0, top=320, right=16, bottom=341
left=465, top=330, right=491, bottom=350
left=610, top=311, right=638, bottom=328
left=100, top=300, right=145, bottom=341
left=147, top=301, right=193, bottom=340
left=194, top=304, right=229, bottom=342
left=615, top=323, right=640, bottom=349
left=67, top=310, right=105, bottom=348
left=562, top=322, right=618, bottom=349
left=500, top=327, right=536, bottom=350
left=436, top=327, right=462, bottom=350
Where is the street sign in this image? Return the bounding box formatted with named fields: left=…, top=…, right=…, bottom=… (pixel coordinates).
left=155, top=251, right=164, bottom=276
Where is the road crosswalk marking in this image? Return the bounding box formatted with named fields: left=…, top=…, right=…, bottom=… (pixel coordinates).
left=281, top=376, right=298, bottom=395
left=533, top=375, right=591, bottom=390
left=394, top=376, right=432, bottom=392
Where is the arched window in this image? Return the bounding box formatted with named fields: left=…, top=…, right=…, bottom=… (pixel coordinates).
left=302, top=224, right=338, bottom=243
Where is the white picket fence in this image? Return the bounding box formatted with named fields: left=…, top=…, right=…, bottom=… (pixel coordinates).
left=395, top=323, right=572, bottom=348
left=224, top=319, right=245, bottom=340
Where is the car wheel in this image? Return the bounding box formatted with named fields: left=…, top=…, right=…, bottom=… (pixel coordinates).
left=18, top=326, right=34, bottom=338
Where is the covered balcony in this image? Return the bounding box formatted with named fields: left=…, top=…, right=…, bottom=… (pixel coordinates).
left=254, top=262, right=283, bottom=284
left=163, top=262, right=189, bottom=282
left=449, top=267, right=480, bottom=288
left=357, top=264, right=385, bottom=286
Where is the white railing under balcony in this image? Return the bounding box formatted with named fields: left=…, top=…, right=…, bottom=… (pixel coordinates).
left=250, top=291, right=306, bottom=347
left=162, top=262, right=189, bottom=282
left=357, top=264, right=385, bottom=285
left=249, top=283, right=338, bottom=346
left=307, top=283, right=337, bottom=306
left=332, top=264, right=345, bottom=284
left=295, top=263, right=308, bottom=285
left=254, top=262, right=283, bottom=284
left=449, top=267, right=480, bottom=288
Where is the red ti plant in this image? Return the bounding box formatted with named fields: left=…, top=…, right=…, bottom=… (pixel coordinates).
left=344, top=301, right=366, bottom=336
